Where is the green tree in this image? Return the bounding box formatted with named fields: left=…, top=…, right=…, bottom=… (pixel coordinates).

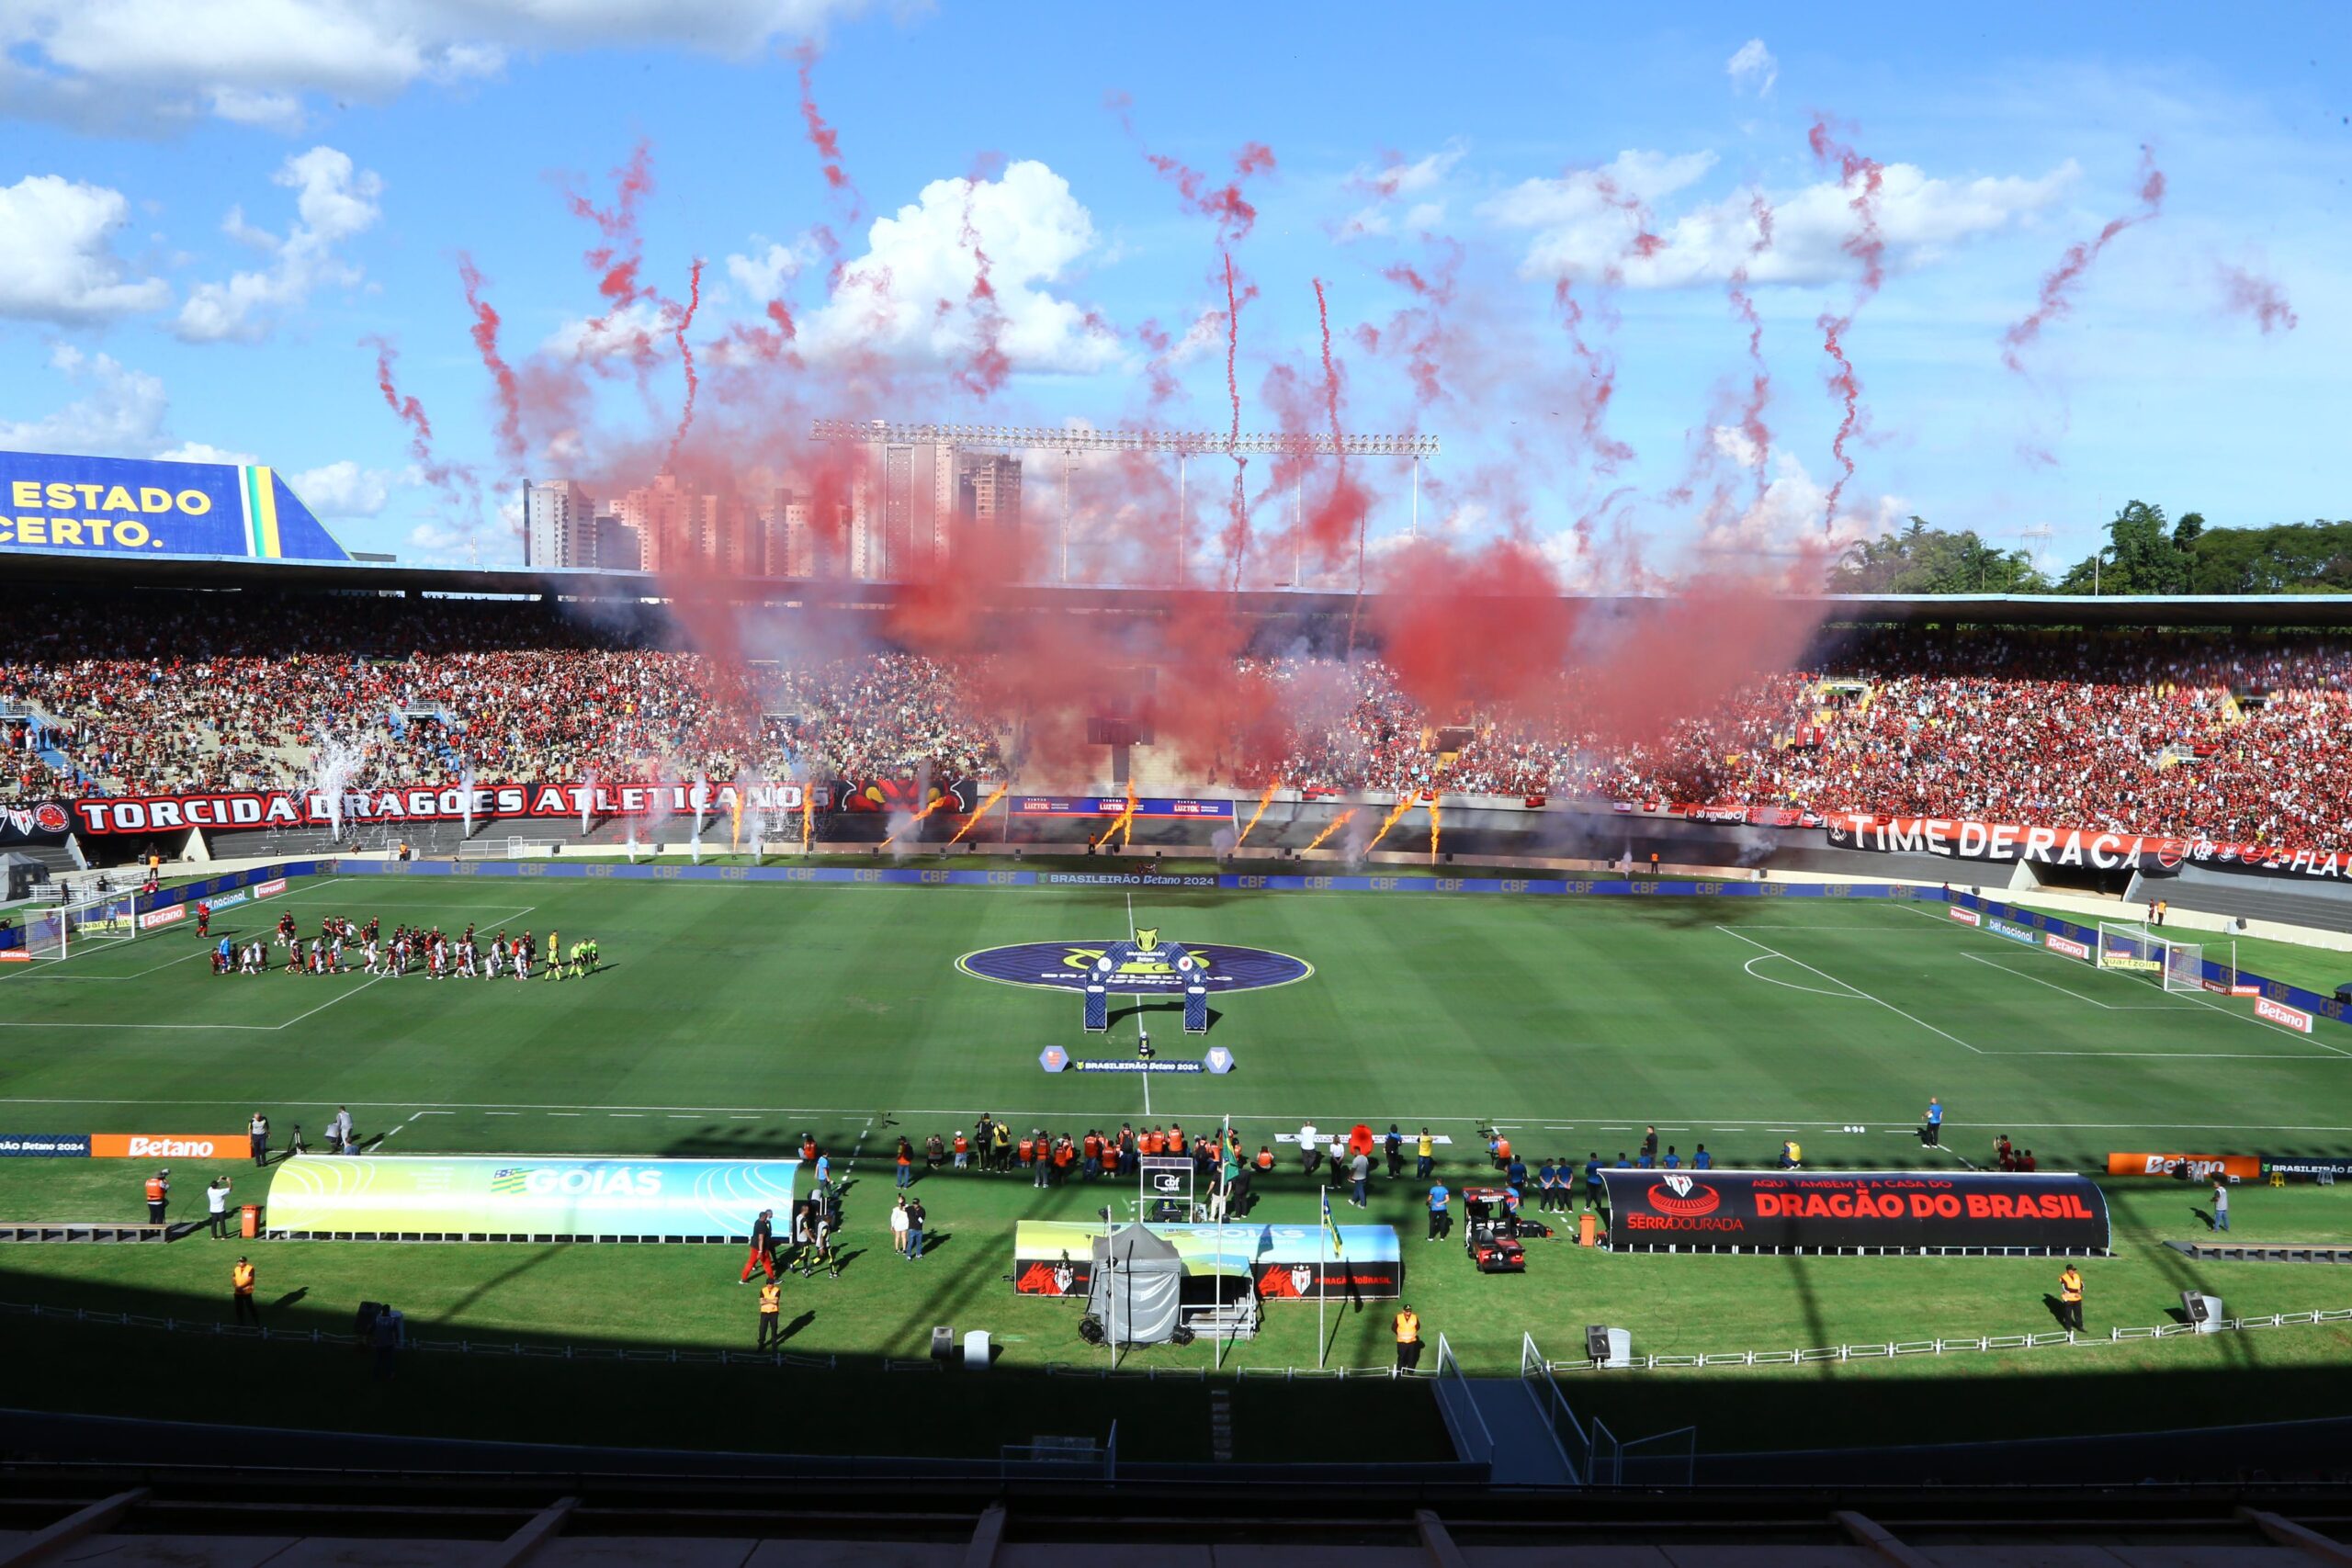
left=1828, top=517, right=2048, bottom=594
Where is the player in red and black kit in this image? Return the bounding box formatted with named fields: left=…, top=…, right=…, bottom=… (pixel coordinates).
left=195, top=901, right=210, bottom=939
left=277, top=911, right=296, bottom=947
left=740, top=1207, right=778, bottom=1283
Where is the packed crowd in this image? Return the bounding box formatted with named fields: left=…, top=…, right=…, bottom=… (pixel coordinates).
left=7, top=589, right=2352, bottom=852
left=0, top=592, right=1005, bottom=804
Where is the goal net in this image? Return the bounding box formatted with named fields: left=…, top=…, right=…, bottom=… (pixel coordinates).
left=23, top=895, right=137, bottom=962
left=2096, top=921, right=2204, bottom=993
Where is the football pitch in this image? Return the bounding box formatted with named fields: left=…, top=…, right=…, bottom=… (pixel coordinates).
left=6, top=866, right=2352, bottom=1462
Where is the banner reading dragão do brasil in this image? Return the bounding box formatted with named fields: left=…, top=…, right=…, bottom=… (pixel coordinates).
left=266, top=1156, right=799, bottom=1239
left=1602, top=1168, right=2110, bottom=1254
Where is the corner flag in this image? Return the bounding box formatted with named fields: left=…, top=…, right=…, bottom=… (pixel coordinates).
left=1321, top=1189, right=1344, bottom=1257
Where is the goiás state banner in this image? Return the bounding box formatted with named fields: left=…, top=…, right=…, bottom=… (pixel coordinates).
left=266, top=1156, right=800, bottom=1241
left=1011, top=1220, right=1399, bottom=1298
left=1601, top=1169, right=2110, bottom=1255
left=0, top=451, right=349, bottom=561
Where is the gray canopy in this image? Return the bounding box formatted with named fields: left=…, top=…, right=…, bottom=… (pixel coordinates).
left=1087, top=1224, right=1183, bottom=1345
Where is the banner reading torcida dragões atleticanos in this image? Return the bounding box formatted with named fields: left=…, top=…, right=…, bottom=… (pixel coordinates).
left=0, top=453, right=348, bottom=561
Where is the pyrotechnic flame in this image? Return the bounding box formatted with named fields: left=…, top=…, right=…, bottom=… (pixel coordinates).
left=1429, top=795, right=1442, bottom=864
left=883, top=792, right=956, bottom=850
left=1235, top=779, right=1281, bottom=848
left=946, top=781, right=1013, bottom=845
left=729, top=790, right=744, bottom=850
left=1364, top=792, right=1419, bottom=853
left=800, top=783, right=814, bottom=851
left=1303, top=808, right=1357, bottom=852
left=1094, top=782, right=1141, bottom=849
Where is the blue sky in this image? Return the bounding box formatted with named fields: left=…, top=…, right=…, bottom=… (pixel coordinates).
left=0, top=0, right=2344, bottom=576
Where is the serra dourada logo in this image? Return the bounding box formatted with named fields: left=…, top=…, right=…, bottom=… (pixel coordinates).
left=1645, top=1173, right=1722, bottom=1217
left=957, top=941, right=1313, bottom=994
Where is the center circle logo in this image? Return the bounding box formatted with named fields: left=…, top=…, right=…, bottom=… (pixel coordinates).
left=957, top=941, right=1313, bottom=994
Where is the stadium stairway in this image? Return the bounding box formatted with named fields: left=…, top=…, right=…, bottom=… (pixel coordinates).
left=1460, top=1379, right=1575, bottom=1484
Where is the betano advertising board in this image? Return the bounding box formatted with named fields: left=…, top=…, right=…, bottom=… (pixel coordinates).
left=1601, top=1169, right=2110, bottom=1254
left=266, top=1156, right=799, bottom=1239
left=0, top=453, right=348, bottom=561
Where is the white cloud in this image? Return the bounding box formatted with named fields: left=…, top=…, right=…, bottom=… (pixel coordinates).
left=1486, top=150, right=2075, bottom=288
left=0, top=175, right=170, bottom=321
left=801, top=158, right=1122, bottom=375
left=1340, top=141, right=1465, bottom=241
left=0, top=345, right=169, bottom=455
left=724, top=237, right=810, bottom=302
left=288, top=457, right=392, bottom=515
left=176, top=144, right=382, bottom=342
left=1694, top=429, right=1898, bottom=556
left=155, top=440, right=262, bottom=465
left=207, top=85, right=307, bottom=131
left=542, top=297, right=670, bottom=359
left=1726, top=39, right=1777, bottom=97
left=0, top=1, right=867, bottom=132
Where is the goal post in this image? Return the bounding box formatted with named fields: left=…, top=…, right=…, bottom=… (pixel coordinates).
left=2097, top=921, right=2204, bottom=992
left=24, top=895, right=138, bottom=962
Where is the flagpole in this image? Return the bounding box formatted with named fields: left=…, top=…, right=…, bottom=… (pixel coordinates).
left=1317, top=1182, right=1329, bottom=1369
left=1216, top=1111, right=1231, bottom=1371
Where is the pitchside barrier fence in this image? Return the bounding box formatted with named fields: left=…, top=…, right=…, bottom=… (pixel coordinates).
left=1523, top=1304, right=2352, bottom=1373
left=0, top=1296, right=836, bottom=1369
left=1949, top=889, right=2352, bottom=1034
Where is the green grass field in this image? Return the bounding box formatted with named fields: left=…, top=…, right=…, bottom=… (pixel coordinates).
left=6, top=868, right=2352, bottom=1462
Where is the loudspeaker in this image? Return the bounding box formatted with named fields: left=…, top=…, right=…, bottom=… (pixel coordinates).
left=2335, top=983, right=2352, bottom=1006
left=1587, top=1325, right=1631, bottom=1367
left=2181, top=1291, right=2224, bottom=1333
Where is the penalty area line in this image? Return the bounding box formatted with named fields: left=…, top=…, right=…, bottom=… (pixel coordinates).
left=1715, top=924, right=1986, bottom=1055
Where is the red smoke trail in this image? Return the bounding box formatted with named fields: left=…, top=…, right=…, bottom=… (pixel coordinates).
left=2216, top=262, right=2299, bottom=333
left=1552, top=279, right=1634, bottom=473
left=1313, top=277, right=1372, bottom=654
left=367, top=336, right=469, bottom=507
left=663, top=258, right=704, bottom=470
left=457, top=256, right=525, bottom=470
left=956, top=172, right=1012, bottom=400
left=1362, top=242, right=1462, bottom=412
left=1807, top=118, right=1887, bottom=530
left=795, top=43, right=863, bottom=223
left=1110, top=92, right=1275, bottom=243
left=1221, top=251, right=1251, bottom=592
left=2002, top=149, right=2165, bottom=373
left=565, top=140, right=657, bottom=329
left=1724, top=193, right=1775, bottom=502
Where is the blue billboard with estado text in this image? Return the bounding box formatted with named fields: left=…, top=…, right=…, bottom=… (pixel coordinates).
left=0, top=452, right=347, bottom=561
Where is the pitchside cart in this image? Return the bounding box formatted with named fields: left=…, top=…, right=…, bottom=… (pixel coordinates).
left=1460, top=1186, right=1550, bottom=1273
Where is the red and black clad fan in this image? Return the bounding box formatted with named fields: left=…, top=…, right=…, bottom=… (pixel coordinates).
left=740, top=1207, right=778, bottom=1283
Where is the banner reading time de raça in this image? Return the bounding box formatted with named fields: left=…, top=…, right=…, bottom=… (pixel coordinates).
left=266, top=1156, right=800, bottom=1240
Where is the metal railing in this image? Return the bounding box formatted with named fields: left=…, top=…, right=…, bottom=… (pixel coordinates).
left=1528, top=1305, right=2352, bottom=1372
left=1521, top=1332, right=1696, bottom=1485
left=1430, top=1332, right=1494, bottom=1468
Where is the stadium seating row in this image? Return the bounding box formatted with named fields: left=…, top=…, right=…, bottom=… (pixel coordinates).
left=5, top=593, right=2348, bottom=852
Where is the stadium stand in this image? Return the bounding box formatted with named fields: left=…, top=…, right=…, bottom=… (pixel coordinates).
left=7, top=588, right=2352, bottom=856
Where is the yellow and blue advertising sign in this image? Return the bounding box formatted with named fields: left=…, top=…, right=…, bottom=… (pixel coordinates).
left=0, top=452, right=348, bottom=562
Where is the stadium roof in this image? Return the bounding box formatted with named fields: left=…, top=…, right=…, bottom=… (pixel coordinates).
left=12, top=547, right=2352, bottom=628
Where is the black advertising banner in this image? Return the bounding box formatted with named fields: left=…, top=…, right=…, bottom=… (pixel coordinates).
left=1602, top=1169, right=2111, bottom=1255
left=0, top=803, right=74, bottom=846
left=1823, top=812, right=2185, bottom=874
